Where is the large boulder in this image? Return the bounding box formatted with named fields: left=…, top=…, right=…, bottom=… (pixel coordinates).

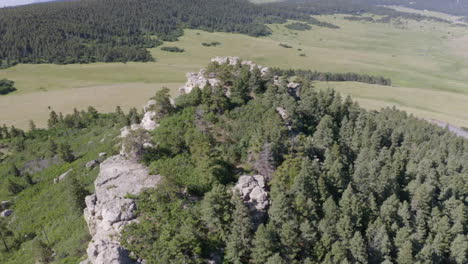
left=140, top=111, right=159, bottom=131
left=82, top=155, right=161, bottom=264
left=234, top=175, right=269, bottom=225
left=1, top=209, right=13, bottom=218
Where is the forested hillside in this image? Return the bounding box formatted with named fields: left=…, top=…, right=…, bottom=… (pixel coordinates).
left=118, top=62, right=467, bottom=264
left=0, top=60, right=467, bottom=263
left=0, top=0, right=327, bottom=66
left=0, top=0, right=460, bottom=68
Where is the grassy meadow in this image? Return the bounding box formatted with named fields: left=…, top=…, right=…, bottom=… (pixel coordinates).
left=1, top=14, right=468, bottom=128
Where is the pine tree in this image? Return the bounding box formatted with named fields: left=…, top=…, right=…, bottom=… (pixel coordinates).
left=231, top=66, right=251, bottom=105
left=251, top=223, right=278, bottom=264
left=47, top=111, right=59, bottom=128
left=151, top=87, right=175, bottom=120
left=58, top=143, right=75, bottom=163
left=224, top=195, right=253, bottom=264
left=450, top=234, right=467, bottom=264
left=349, top=231, right=368, bottom=263
left=396, top=240, right=414, bottom=264
left=291, top=158, right=321, bottom=220
left=312, top=114, right=337, bottom=151
left=200, top=184, right=233, bottom=240
left=67, top=177, right=88, bottom=213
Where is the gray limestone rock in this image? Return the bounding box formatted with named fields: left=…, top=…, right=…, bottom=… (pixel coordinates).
left=82, top=155, right=161, bottom=264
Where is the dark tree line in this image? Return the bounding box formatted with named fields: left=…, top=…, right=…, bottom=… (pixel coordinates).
left=273, top=68, right=393, bottom=86
left=0, top=0, right=335, bottom=67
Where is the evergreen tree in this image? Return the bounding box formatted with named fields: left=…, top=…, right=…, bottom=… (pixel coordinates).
left=450, top=234, right=467, bottom=264
left=58, top=143, right=75, bottom=163
left=47, top=111, right=59, bottom=128
left=200, top=184, right=233, bottom=240
left=151, top=87, right=175, bottom=120
left=251, top=223, right=278, bottom=264
left=224, top=195, right=253, bottom=264
left=349, top=231, right=368, bottom=263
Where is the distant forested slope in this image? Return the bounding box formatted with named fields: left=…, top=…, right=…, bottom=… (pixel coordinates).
left=0, top=0, right=325, bottom=66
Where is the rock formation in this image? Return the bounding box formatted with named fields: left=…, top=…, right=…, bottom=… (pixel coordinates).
left=179, top=70, right=220, bottom=94
left=234, top=175, right=269, bottom=224
left=82, top=156, right=161, bottom=264
left=1, top=209, right=13, bottom=217
left=179, top=56, right=270, bottom=94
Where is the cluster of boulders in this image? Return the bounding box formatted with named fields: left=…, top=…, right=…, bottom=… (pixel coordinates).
left=234, top=175, right=269, bottom=225
left=179, top=56, right=270, bottom=95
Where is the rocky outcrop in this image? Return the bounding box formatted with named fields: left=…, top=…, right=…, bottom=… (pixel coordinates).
left=179, top=70, right=220, bottom=94
left=140, top=111, right=159, bottom=131
left=120, top=111, right=158, bottom=138
left=234, top=175, right=269, bottom=224
left=82, top=155, right=161, bottom=264
left=143, top=99, right=156, bottom=112
left=210, top=56, right=270, bottom=76
left=179, top=56, right=270, bottom=94
left=1, top=209, right=13, bottom=218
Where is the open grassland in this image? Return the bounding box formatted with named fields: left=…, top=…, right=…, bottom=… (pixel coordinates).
left=1, top=14, right=468, bottom=128
left=314, top=81, right=468, bottom=128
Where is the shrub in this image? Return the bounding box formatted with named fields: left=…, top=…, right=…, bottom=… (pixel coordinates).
left=0, top=79, right=16, bottom=95
left=285, top=22, right=311, bottom=31
left=161, top=46, right=185, bottom=53
left=202, top=42, right=221, bottom=47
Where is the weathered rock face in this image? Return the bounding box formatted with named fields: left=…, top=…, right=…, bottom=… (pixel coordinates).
left=234, top=175, right=269, bottom=224
left=83, top=155, right=161, bottom=264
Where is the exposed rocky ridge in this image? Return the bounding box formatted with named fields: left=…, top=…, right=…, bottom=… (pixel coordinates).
left=82, top=101, right=161, bottom=263
left=82, top=57, right=273, bottom=263
left=81, top=156, right=161, bottom=264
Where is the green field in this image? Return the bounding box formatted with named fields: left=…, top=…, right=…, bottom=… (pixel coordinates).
left=1, top=14, right=468, bottom=128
